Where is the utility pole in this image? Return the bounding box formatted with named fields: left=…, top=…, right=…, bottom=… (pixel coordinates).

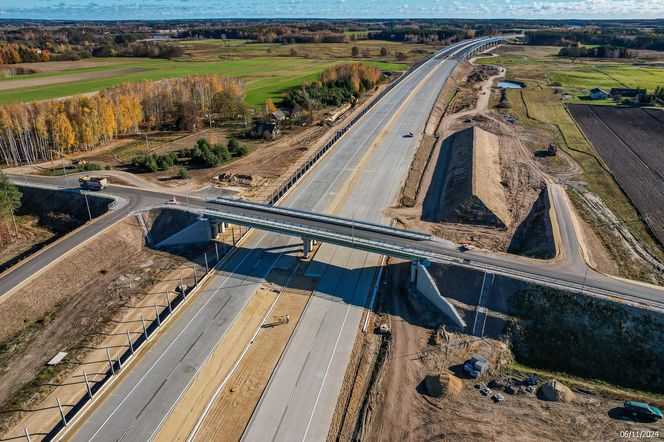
left=60, top=152, right=69, bottom=186
left=84, top=192, right=92, bottom=221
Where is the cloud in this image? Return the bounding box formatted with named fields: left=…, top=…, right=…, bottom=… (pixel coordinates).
left=0, top=0, right=662, bottom=19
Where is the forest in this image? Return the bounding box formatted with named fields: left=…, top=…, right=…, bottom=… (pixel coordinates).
left=284, top=63, right=382, bottom=110
left=0, top=74, right=247, bottom=166
left=526, top=29, right=664, bottom=51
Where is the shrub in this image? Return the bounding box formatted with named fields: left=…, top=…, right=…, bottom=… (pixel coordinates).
left=227, top=138, right=248, bottom=157
left=81, top=162, right=101, bottom=171
left=177, top=167, right=189, bottom=179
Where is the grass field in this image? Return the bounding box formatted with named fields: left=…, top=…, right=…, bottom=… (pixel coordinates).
left=0, top=56, right=407, bottom=107
left=548, top=65, right=664, bottom=91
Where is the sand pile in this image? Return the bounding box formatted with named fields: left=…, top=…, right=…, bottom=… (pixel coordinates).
left=426, top=373, right=463, bottom=398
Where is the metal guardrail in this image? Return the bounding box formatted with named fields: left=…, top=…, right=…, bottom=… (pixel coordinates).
left=209, top=197, right=431, bottom=241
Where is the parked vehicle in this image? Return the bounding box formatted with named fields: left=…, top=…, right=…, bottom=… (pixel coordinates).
left=404, top=132, right=414, bottom=138
left=492, top=394, right=505, bottom=403
left=78, top=176, right=108, bottom=191
left=464, top=354, right=489, bottom=378
left=480, top=387, right=492, bottom=396
left=624, top=401, right=663, bottom=421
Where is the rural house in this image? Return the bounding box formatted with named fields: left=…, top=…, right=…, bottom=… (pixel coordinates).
left=589, top=88, right=608, bottom=100
left=269, top=109, right=287, bottom=122
left=609, top=88, right=638, bottom=98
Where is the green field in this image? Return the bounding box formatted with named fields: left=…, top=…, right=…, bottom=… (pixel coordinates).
left=548, top=65, right=664, bottom=91
left=0, top=57, right=406, bottom=107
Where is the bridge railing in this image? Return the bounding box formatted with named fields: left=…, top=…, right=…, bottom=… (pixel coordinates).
left=209, top=197, right=431, bottom=241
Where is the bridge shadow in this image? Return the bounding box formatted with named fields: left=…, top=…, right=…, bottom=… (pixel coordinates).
left=203, top=243, right=451, bottom=332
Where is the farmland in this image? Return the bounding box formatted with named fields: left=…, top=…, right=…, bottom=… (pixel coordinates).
left=477, top=44, right=664, bottom=280
left=0, top=56, right=407, bottom=107
left=569, top=104, right=664, bottom=244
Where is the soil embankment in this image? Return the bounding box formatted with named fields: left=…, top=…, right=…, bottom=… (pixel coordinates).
left=0, top=205, right=202, bottom=434
left=338, top=261, right=663, bottom=442
left=428, top=263, right=664, bottom=393
left=0, top=186, right=112, bottom=273
left=390, top=60, right=553, bottom=258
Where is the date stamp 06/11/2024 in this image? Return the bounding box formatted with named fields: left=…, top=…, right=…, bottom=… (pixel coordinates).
left=619, top=430, right=660, bottom=439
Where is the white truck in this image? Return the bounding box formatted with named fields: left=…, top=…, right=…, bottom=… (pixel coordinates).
left=464, top=354, right=488, bottom=378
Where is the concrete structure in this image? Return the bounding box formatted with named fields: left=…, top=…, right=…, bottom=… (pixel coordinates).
left=156, top=217, right=212, bottom=247
left=415, top=263, right=466, bottom=328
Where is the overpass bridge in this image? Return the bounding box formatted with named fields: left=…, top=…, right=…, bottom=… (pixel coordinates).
left=151, top=198, right=664, bottom=312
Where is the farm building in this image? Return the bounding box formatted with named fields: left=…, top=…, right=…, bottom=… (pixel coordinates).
left=609, top=88, right=639, bottom=98
left=588, top=88, right=608, bottom=100
left=269, top=109, right=287, bottom=122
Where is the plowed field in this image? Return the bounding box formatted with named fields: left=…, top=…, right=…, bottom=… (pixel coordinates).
left=568, top=104, right=664, bottom=244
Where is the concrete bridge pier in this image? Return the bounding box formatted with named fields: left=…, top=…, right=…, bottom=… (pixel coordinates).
left=302, top=237, right=314, bottom=258
left=410, top=259, right=418, bottom=283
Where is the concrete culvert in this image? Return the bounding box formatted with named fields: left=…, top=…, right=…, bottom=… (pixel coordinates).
left=539, top=379, right=576, bottom=403
left=425, top=373, right=463, bottom=398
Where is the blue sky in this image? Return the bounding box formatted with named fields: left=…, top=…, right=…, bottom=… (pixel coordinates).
left=0, top=0, right=661, bottom=20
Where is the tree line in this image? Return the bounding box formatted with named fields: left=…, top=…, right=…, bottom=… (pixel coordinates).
left=526, top=30, right=664, bottom=51
left=0, top=171, right=21, bottom=247
left=0, top=74, right=247, bottom=166
left=558, top=45, right=634, bottom=59
left=285, top=63, right=382, bottom=110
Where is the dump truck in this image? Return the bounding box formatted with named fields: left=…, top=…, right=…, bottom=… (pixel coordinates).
left=79, top=176, right=108, bottom=191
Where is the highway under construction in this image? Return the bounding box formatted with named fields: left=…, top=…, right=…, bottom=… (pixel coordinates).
left=2, top=34, right=663, bottom=442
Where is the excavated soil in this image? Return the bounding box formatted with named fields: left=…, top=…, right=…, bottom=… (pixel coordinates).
left=348, top=262, right=662, bottom=442
left=389, top=60, right=552, bottom=257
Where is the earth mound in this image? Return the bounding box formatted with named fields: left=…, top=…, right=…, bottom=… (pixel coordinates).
left=425, top=372, right=463, bottom=398
left=539, top=379, right=576, bottom=403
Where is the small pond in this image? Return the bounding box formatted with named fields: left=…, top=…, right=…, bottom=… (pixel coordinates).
left=498, top=81, right=523, bottom=89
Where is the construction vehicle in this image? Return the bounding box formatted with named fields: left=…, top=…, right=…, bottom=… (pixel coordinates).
left=464, top=354, right=489, bottom=378
left=79, top=176, right=108, bottom=191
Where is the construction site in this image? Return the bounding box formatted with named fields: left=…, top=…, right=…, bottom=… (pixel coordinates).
left=0, top=34, right=663, bottom=442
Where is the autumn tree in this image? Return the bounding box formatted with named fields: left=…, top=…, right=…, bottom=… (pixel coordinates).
left=265, top=98, right=277, bottom=114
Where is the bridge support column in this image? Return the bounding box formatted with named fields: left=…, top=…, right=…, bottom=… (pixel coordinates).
left=410, top=259, right=418, bottom=284
left=219, top=222, right=226, bottom=234
left=302, top=237, right=313, bottom=258
left=210, top=222, right=219, bottom=238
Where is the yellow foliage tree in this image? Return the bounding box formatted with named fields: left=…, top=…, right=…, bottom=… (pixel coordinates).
left=265, top=98, right=277, bottom=114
